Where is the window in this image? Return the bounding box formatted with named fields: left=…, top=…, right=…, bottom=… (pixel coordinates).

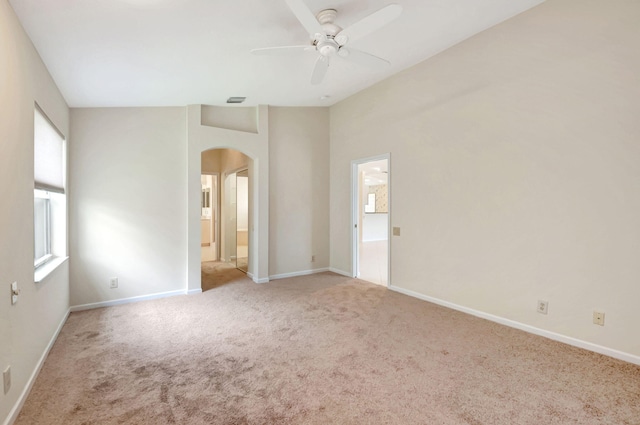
left=34, top=190, right=52, bottom=267
left=34, top=105, right=67, bottom=278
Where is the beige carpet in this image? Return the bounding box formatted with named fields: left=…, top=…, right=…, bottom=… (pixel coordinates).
left=16, top=270, right=640, bottom=424
left=201, top=261, right=246, bottom=292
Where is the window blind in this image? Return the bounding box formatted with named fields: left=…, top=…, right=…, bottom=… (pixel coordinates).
left=34, top=107, right=65, bottom=193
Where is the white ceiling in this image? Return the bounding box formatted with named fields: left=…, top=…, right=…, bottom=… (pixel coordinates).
left=360, top=159, right=388, bottom=185
left=9, top=0, right=543, bottom=107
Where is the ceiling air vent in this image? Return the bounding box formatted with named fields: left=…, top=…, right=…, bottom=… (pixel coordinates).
left=226, top=97, right=246, bottom=104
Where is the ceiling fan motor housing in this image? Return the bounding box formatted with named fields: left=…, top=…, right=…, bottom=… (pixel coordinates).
left=314, top=8, right=344, bottom=56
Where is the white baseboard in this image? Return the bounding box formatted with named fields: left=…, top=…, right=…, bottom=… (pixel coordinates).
left=245, top=271, right=269, bottom=284
left=329, top=267, right=352, bottom=278
left=70, top=289, right=188, bottom=312
left=186, top=288, right=202, bottom=295
left=4, top=309, right=70, bottom=425
left=269, top=267, right=329, bottom=281
left=389, top=285, right=640, bottom=366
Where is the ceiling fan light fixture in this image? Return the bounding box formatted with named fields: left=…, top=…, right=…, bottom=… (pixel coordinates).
left=316, top=39, right=339, bottom=57
left=226, top=97, right=246, bottom=104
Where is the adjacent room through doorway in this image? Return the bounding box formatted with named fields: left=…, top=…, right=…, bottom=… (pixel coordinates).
left=222, top=168, right=249, bottom=273
left=200, top=173, right=218, bottom=262
left=352, top=155, right=390, bottom=286
left=201, top=148, right=251, bottom=283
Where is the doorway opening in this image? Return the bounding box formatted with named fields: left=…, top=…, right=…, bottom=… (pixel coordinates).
left=200, top=173, right=219, bottom=262
left=188, top=104, right=268, bottom=292
left=222, top=168, right=249, bottom=273
left=352, top=155, right=390, bottom=286
left=201, top=149, right=251, bottom=289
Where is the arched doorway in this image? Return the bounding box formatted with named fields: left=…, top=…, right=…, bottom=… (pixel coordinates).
left=187, top=105, right=270, bottom=293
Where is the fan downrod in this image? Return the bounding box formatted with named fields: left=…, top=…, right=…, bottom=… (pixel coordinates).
left=315, top=9, right=341, bottom=37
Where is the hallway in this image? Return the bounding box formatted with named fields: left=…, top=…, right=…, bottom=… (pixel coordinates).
left=358, top=240, right=388, bottom=286
left=201, top=261, right=248, bottom=292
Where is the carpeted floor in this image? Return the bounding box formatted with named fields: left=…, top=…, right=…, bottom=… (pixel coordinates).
left=15, top=268, right=640, bottom=424
left=201, top=261, right=246, bottom=292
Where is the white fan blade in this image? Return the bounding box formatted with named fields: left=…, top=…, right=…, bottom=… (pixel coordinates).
left=285, top=0, right=324, bottom=38
left=251, top=45, right=314, bottom=55
left=336, top=4, right=402, bottom=44
left=339, top=48, right=390, bottom=68
left=311, top=56, right=329, bottom=85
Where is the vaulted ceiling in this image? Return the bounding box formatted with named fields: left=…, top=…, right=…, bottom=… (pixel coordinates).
left=10, top=0, right=543, bottom=107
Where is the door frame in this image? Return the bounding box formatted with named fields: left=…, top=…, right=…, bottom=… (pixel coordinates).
left=351, top=153, right=391, bottom=286
left=235, top=168, right=249, bottom=273
left=221, top=166, right=250, bottom=267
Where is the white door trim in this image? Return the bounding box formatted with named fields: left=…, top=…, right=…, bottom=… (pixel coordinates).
left=235, top=168, right=249, bottom=273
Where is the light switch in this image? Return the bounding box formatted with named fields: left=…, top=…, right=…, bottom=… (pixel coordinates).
left=393, top=227, right=401, bottom=236
left=10, top=282, right=18, bottom=305
left=3, top=366, right=10, bottom=394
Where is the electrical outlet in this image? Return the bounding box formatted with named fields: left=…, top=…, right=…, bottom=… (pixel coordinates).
left=311, top=255, right=316, bottom=263
left=3, top=366, right=11, bottom=394
left=110, top=278, right=118, bottom=289
left=537, top=300, right=549, bottom=315
left=593, top=311, right=605, bottom=326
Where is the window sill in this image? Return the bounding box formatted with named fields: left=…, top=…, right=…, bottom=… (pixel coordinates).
left=34, top=256, right=69, bottom=283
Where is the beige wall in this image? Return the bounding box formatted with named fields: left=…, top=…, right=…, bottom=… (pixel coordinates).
left=201, top=148, right=250, bottom=176
left=201, top=106, right=258, bottom=134
left=269, top=107, right=330, bottom=277
left=330, top=0, right=640, bottom=358
left=201, top=149, right=221, bottom=173
left=0, top=2, right=70, bottom=423
left=69, top=107, right=187, bottom=306
left=218, top=149, right=250, bottom=175
left=196, top=107, right=331, bottom=280
left=68, top=103, right=330, bottom=301
left=189, top=106, right=329, bottom=286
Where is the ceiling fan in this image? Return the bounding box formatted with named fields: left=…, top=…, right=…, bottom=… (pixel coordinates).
left=251, top=0, right=403, bottom=85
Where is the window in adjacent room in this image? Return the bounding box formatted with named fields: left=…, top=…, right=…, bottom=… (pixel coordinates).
left=34, top=104, right=67, bottom=280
